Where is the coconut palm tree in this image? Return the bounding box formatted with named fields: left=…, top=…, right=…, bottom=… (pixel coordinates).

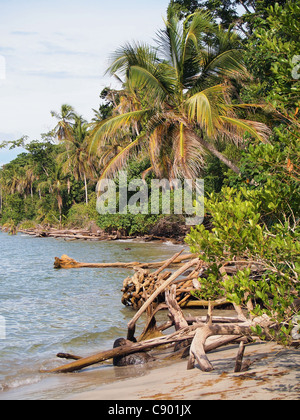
left=57, top=116, right=97, bottom=205
left=90, top=8, right=270, bottom=181
left=51, top=104, right=76, bottom=142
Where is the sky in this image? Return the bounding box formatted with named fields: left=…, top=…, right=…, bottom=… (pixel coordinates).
left=0, top=0, right=170, bottom=165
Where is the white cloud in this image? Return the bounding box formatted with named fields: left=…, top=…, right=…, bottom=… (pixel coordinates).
left=0, top=0, right=168, bottom=155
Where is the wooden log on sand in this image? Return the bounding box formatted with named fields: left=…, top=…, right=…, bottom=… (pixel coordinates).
left=187, top=314, right=273, bottom=372
left=41, top=321, right=244, bottom=374
left=41, top=327, right=195, bottom=373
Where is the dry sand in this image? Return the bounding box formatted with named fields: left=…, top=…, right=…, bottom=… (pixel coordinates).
left=69, top=341, right=300, bottom=400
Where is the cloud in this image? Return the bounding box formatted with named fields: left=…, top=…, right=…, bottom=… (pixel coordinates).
left=24, top=70, right=100, bottom=79
left=0, top=0, right=169, bottom=146
left=11, top=31, right=39, bottom=36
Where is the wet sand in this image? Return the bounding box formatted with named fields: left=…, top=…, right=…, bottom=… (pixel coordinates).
left=69, top=341, right=300, bottom=400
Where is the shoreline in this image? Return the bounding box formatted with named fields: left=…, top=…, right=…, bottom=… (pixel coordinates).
left=2, top=226, right=186, bottom=245
left=68, top=341, right=300, bottom=401
left=0, top=228, right=298, bottom=401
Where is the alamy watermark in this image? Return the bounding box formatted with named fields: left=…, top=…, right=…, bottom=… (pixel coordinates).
left=0, top=316, right=6, bottom=340
left=96, top=172, right=204, bottom=226
left=292, top=55, right=300, bottom=80
left=292, top=315, right=300, bottom=340
left=0, top=55, right=6, bottom=80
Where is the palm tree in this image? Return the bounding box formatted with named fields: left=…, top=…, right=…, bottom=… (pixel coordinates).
left=90, top=8, right=270, bottom=181
left=38, top=166, right=65, bottom=227
left=51, top=104, right=76, bottom=141
left=58, top=116, right=97, bottom=205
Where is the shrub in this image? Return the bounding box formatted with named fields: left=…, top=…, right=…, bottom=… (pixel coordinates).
left=186, top=184, right=300, bottom=345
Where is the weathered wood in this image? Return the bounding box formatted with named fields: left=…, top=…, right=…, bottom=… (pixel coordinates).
left=187, top=317, right=272, bottom=372
left=41, top=327, right=196, bottom=374
left=188, top=326, right=215, bottom=371
left=54, top=255, right=141, bottom=269
left=42, top=323, right=246, bottom=374
left=181, top=298, right=229, bottom=308
left=137, top=303, right=167, bottom=342
left=54, top=252, right=197, bottom=269
left=127, top=258, right=200, bottom=340
left=152, top=250, right=184, bottom=277
left=56, top=352, right=82, bottom=360
left=234, top=340, right=246, bottom=373
left=165, top=285, right=188, bottom=331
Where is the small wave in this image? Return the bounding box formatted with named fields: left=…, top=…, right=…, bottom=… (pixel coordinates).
left=0, top=374, right=42, bottom=392
left=163, top=240, right=177, bottom=246
left=62, top=326, right=126, bottom=348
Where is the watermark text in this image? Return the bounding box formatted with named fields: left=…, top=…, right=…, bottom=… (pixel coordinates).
left=292, top=55, right=300, bottom=80
left=96, top=172, right=204, bottom=226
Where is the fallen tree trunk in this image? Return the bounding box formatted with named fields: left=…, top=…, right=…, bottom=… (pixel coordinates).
left=54, top=253, right=198, bottom=269
left=41, top=327, right=195, bottom=374
left=41, top=321, right=244, bottom=374
left=187, top=315, right=273, bottom=372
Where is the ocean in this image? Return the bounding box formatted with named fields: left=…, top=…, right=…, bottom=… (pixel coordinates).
left=0, top=231, right=184, bottom=399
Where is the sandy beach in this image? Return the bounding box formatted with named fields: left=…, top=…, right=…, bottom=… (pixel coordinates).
left=68, top=341, right=300, bottom=401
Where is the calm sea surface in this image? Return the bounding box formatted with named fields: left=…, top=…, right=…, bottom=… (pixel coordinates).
left=0, top=231, right=185, bottom=399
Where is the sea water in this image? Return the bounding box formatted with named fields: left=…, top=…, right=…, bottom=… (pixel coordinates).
left=0, top=231, right=184, bottom=399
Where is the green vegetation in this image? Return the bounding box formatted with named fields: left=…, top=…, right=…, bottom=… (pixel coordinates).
left=0, top=1, right=299, bottom=341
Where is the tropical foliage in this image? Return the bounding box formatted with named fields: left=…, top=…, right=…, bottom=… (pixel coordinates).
left=90, top=8, right=271, bottom=182
left=0, top=0, right=299, bottom=270
left=1, top=0, right=299, bottom=341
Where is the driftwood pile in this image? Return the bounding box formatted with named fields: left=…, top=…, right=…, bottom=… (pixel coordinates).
left=54, top=251, right=229, bottom=309
left=121, top=252, right=232, bottom=310
left=41, top=251, right=283, bottom=375
left=121, top=251, right=207, bottom=310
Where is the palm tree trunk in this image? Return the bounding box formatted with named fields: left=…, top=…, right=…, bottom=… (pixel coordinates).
left=196, top=135, right=241, bottom=175
left=84, top=173, right=88, bottom=205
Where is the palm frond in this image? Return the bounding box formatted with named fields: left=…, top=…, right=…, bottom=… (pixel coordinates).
left=148, top=125, right=166, bottom=179
left=89, top=110, right=148, bottom=153
left=219, top=116, right=272, bottom=143
left=98, top=135, right=144, bottom=182
left=128, top=65, right=168, bottom=103
left=203, top=49, right=248, bottom=81
left=185, top=85, right=225, bottom=136
left=106, top=42, right=159, bottom=78
left=182, top=10, right=213, bottom=61
left=172, top=124, right=206, bottom=179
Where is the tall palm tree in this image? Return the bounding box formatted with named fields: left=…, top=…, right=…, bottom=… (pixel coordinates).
left=58, top=116, right=97, bottom=205
left=51, top=104, right=76, bottom=142
left=90, top=8, right=270, bottom=181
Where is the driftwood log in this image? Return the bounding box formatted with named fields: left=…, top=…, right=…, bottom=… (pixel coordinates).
left=53, top=252, right=198, bottom=269
left=41, top=320, right=247, bottom=374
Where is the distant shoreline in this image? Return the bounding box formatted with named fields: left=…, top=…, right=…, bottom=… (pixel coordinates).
left=1, top=226, right=186, bottom=245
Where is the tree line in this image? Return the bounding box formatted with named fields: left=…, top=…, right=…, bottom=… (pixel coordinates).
left=0, top=0, right=299, bottom=236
